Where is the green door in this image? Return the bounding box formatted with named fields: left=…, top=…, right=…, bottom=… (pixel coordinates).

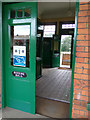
left=3, top=2, right=37, bottom=114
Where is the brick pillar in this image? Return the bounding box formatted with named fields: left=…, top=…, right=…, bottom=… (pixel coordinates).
left=72, top=1, right=89, bottom=118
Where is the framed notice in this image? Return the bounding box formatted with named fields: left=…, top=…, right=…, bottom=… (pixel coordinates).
left=13, top=46, right=26, bottom=67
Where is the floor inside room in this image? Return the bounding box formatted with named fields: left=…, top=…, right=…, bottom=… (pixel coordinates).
left=36, top=68, right=71, bottom=103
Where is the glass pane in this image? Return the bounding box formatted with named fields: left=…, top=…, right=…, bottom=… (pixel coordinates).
left=44, top=25, right=55, bottom=32
left=10, top=10, right=15, bottom=19
left=62, top=24, right=75, bottom=29
left=43, top=25, right=56, bottom=38
left=17, top=9, right=22, bottom=18
left=24, top=8, right=30, bottom=17
left=11, top=25, right=30, bottom=67
left=43, top=31, right=55, bottom=38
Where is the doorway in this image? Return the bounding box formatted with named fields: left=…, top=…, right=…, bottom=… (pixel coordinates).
left=0, top=1, right=78, bottom=119
left=59, top=22, right=75, bottom=69
left=36, top=2, right=76, bottom=118
left=60, top=35, right=73, bottom=68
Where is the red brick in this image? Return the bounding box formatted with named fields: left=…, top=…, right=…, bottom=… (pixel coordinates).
left=84, top=58, right=89, bottom=63
left=73, top=88, right=82, bottom=95
left=82, top=90, right=86, bottom=95
left=82, top=69, right=88, bottom=74
left=73, top=99, right=81, bottom=105
left=77, top=29, right=88, bottom=35
left=76, top=47, right=85, bottom=52
left=80, top=96, right=88, bottom=101
left=78, top=11, right=88, bottom=17
left=74, top=73, right=88, bottom=80
left=79, top=4, right=88, bottom=11
left=80, top=2, right=89, bottom=5
left=85, top=111, right=88, bottom=117
left=88, top=69, right=90, bottom=74
left=81, top=101, right=87, bottom=107
left=72, top=113, right=79, bottom=118
left=85, top=91, right=88, bottom=96
left=78, top=17, right=88, bottom=23
left=75, top=57, right=84, bottom=62
left=75, top=62, right=88, bottom=68
left=80, top=110, right=85, bottom=116
left=77, top=40, right=89, bottom=46
left=75, top=68, right=82, bottom=73
left=77, top=35, right=88, bottom=40
left=73, top=104, right=87, bottom=111
left=85, top=47, right=89, bottom=52
left=78, top=23, right=88, bottom=29
left=75, top=67, right=88, bottom=74
left=88, top=10, right=90, bottom=16
left=74, top=109, right=80, bottom=115
left=74, top=79, right=88, bottom=89
left=88, top=23, right=90, bottom=28
left=76, top=52, right=89, bottom=58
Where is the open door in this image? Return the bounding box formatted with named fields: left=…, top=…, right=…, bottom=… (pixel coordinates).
left=2, top=2, right=37, bottom=114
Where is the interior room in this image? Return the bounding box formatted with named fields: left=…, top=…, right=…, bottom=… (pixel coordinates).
left=36, top=2, right=76, bottom=118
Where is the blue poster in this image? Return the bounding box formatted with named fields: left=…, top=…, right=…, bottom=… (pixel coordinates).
left=13, top=55, right=26, bottom=67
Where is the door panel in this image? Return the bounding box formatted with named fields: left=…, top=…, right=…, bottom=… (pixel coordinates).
left=3, top=2, right=37, bottom=114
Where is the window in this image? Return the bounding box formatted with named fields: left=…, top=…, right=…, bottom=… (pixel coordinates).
left=10, top=8, right=31, bottom=19
left=11, top=25, right=30, bottom=67
left=24, top=8, right=30, bottom=17
left=43, top=25, right=56, bottom=38
left=17, top=9, right=23, bottom=18
left=10, top=10, right=16, bottom=19
left=62, top=24, right=75, bottom=29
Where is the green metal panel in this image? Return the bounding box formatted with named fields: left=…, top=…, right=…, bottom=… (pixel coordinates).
left=69, top=1, right=79, bottom=118
left=52, top=55, right=60, bottom=68
left=2, top=2, right=37, bottom=114
left=87, top=103, right=90, bottom=111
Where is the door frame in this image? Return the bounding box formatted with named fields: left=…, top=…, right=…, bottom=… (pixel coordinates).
left=59, top=21, right=75, bottom=69
left=69, top=0, right=79, bottom=118
left=0, top=1, right=79, bottom=118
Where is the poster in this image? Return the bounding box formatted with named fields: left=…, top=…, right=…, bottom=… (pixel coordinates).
left=13, top=46, right=26, bottom=67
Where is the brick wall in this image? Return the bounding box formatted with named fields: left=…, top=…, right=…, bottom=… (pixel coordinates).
left=72, top=1, right=89, bottom=118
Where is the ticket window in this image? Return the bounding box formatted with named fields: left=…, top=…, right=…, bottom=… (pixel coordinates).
left=11, top=25, right=30, bottom=67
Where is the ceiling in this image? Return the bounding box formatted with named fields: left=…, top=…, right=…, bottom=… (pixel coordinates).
left=1, top=1, right=76, bottom=19
left=38, top=2, right=76, bottom=19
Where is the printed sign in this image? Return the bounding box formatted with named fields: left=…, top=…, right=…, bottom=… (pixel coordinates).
left=13, top=46, right=26, bottom=67
left=12, top=71, right=27, bottom=78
